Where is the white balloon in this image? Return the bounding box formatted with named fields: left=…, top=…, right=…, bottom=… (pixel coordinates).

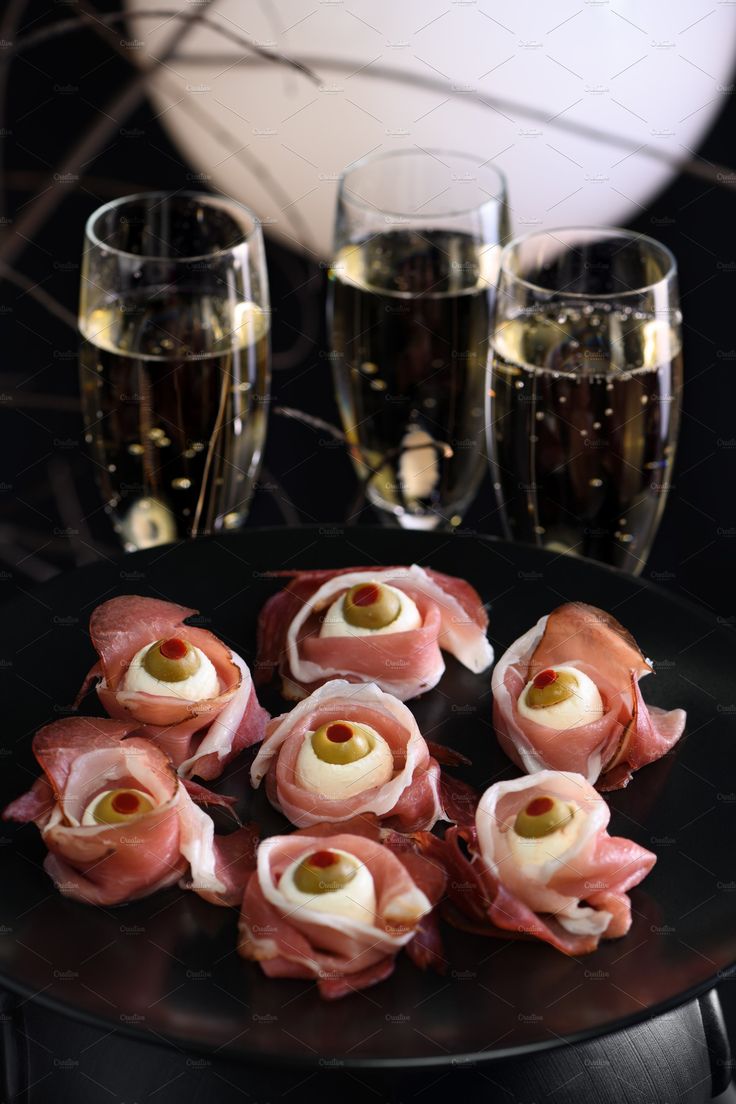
left=126, top=0, right=735, bottom=257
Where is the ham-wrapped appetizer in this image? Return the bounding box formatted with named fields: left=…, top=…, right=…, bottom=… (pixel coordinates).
left=492, top=602, right=686, bottom=790
left=250, top=679, right=476, bottom=832
left=76, top=595, right=268, bottom=780
left=256, top=564, right=493, bottom=701
left=422, top=771, right=656, bottom=955
left=239, top=816, right=446, bottom=998
left=3, top=717, right=257, bottom=907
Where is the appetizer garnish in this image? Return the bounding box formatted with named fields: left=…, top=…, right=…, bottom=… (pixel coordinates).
left=418, top=771, right=656, bottom=955
left=255, top=564, right=493, bottom=701
left=126, top=633, right=218, bottom=702
left=142, top=637, right=203, bottom=683
left=295, top=718, right=394, bottom=799
left=239, top=817, right=446, bottom=999
left=251, top=679, right=477, bottom=831
left=321, top=581, right=419, bottom=637
left=491, top=602, right=686, bottom=789
left=75, top=596, right=268, bottom=780
left=292, top=849, right=358, bottom=893
left=2, top=717, right=258, bottom=907
left=281, top=847, right=376, bottom=923
left=82, top=787, right=154, bottom=826
left=517, top=666, right=605, bottom=729
left=513, top=794, right=574, bottom=839
left=310, top=720, right=375, bottom=763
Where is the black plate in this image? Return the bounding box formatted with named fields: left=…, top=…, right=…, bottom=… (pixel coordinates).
left=0, top=527, right=734, bottom=1069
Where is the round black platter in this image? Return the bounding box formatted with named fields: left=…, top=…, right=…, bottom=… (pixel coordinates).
left=0, top=527, right=734, bottom=1070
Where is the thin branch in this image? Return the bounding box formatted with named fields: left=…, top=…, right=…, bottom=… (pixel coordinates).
left=272, top=404, right=453, bottom=469
left=0, top=180, right=320, bottom=342
left=0, top=385, right=81, bottom=411
left=267, top=248, right=322, bottom=372
left=141, top=71, right=321, bottom=256
left=273, top=405, right=346, bottom=442
left=170, top=52, right=736, bottom=194
left=0, top=169, right=157, bottom=198
left=0, top=0, right=30, bottom=222
left=0, top=0, right=218, bottom=267
left=0, top=9, right=319, bottom=88
left=0, top=260, right=78, bottom=329
left=49, top=0, right=321, bottom=256
left=47, top=456, right=101, bottom=566
left=258, top=465, right=302, bottom=526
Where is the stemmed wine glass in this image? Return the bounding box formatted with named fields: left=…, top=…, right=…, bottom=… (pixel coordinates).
left=78, top=192, right=270, bottom=550
left=488, top=227, right=682, bottom=574
left=327, top=149, right=510, bottom=530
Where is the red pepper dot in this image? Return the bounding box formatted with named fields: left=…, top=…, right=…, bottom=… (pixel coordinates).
left=326, top=722, right=353, bottom=743
left=160, top=637, right=189, bottom=660
left=533, top=668, right=558, bottom=689
left=111, top=790, right=140, bottom=815
left=525, top=796, right=554, bottom=817
left=353, top=583, right=380, bottom=607
left=308, top=850, right=337, bottom=868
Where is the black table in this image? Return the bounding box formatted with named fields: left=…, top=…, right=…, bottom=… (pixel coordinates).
left=0, top=528, right=734, bottom=1102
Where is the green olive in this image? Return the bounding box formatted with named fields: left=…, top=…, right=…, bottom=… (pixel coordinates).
left=293, top=849, right=358, bottom=895
left=525, top=668, right=579, bottom=709
left=513, top=795, right=574, bottom=839
left=92, top=788, right=154, bottom=824
left=342, top=582, right=402, bottom=630
left=311, top=720, right=373, bottom=765
left=142, top=637, right=201, bottom=682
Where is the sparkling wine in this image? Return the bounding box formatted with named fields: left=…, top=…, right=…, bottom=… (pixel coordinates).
left=489, top=302, right=682, bottom=570
left=79, top=289, right=269, bottom=549
left=329, top=229, right=497, bottom=527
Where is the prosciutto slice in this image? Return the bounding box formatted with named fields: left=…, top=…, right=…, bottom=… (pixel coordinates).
left=238, top=815, right=446, bottom=998
left=76, top=596, right=268, bottom=780
left=255, top=565, right=493, bottom=701
left=492, top=602, right=686, bottom=789
left=418, top=771, right=656, bottom=955
left=251, top=679, right=475, bottom=832
left=3, top=717, right=257, bottom=907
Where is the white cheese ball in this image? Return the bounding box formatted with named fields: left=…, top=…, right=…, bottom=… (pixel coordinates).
left=507, top=802, right=584, bottom=867
left=295, top=724, right=394, bottom=798
left=319, top=584, right=422, bottom=638
left=279, top=848, right=377, bottom=924
left=122, top=642, right=220, bottom=701
left=517, top=665, right=604, bottom=730
left=81, top=788, right=154, bottom=826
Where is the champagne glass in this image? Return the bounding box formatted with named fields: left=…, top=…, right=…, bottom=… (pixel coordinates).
left=488, top=227, right=682, bottom=574
left=328, top=149, right=510, bottom=529
left=79, top=191, right=270, bottom=550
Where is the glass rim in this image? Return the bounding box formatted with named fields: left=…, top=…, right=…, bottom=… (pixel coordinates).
left=338, top=147, right=507, bottom=220
left=84, top=190, right=262, bottom=263
left=498, top=225, right=678, bottom=300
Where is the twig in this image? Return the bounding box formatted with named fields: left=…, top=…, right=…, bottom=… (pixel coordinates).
left=169, top=52, right=736, bottom=194
left=1, top=9, right=319, bottom=89
left=0, top=387, right=81, bottom=412
left=0, top=169, right=157, bottom=198
left=259, top=465, right=302, bottom=526
left=345, top=479, right=368, bottom=524
left=71, top=0, right=321, bottom=255
left=0, top=0, right=30, bottom=222
left=0, top=260, right=78, bottom=329
left=0, top=0, right=218, bottom=267
left=272, top=402, right=452, bottom=513
left=273, top=405, right=346, bottom=442
left=268, top=248, right=322, bottom=372
left=47, top=456, right=99, bottom=566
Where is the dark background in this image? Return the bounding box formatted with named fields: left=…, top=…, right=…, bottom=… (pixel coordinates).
left=0, top=0, right=735, bottom=1097
left=1, top=1, right=735, bottom=615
